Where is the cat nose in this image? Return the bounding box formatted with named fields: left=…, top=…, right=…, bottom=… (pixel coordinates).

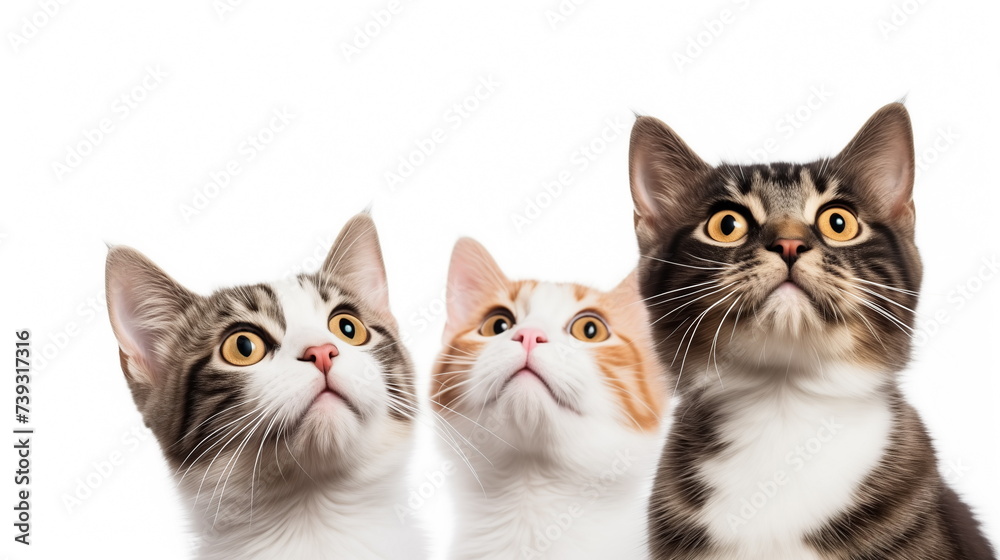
left=768, top=238, right=810, bottom=267
left=299, top=343, right=339, bottom=374
left=512, top=328, right=548, bottom=353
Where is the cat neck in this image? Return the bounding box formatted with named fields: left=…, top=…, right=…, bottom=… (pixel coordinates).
left=681, top=342, right=895, bottom=402
left=446, top=416, right=661, bottom=560
left=183, top=450, right=422, bottom=560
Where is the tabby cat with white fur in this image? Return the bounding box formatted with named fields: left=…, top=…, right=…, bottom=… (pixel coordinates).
left=629, top=103, right=995, bottom=559
left=105, top=213, right=425, bottom=559
left=432, top=238, right=667, bottom=559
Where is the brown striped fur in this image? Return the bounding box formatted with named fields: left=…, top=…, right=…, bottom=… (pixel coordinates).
left=629, top=104, right=995, bottom=559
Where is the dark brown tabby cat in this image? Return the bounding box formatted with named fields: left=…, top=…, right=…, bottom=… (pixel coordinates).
left=628, top=103, right=995, bottom=559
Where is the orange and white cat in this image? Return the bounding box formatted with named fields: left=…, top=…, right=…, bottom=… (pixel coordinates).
left=432, top=238, right=668, bottom=560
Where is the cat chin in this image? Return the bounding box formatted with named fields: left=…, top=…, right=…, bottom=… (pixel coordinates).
left=491, top=368, right=582, bottom=416
left=751, top=283, right=826, bottom=338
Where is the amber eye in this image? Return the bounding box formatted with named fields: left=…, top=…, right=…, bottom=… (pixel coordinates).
left=329, top=313, right=369, bottom=346
left=221, top=331, right=267, bottom=366
left=706, top=210, right=749, bottom=243
left=569, top=314, right=610, bottom=343
left=817, top=207, right=859, bottom=242
left=479, top=311, right=514, bottom=337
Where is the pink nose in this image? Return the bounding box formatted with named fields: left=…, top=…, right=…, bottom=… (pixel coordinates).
left=512, top=328, right=548, bottom=353
left=300, top=343, right=339, bottom=374
left=770, top=238, right=809, bottom=265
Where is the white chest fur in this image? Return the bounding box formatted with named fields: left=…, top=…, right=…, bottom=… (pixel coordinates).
left=695, top=369, right=892, bottom=560
left=195, top=489, right=425, bottom=560
left=446, top=421, right=661, bottom=560
left=450, top=463, right=652, bottom=560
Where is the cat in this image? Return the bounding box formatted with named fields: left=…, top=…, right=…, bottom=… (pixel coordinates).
left=627, top=102, right=996, bottom=559
left=431, top=237, right=668, bottom=560
left=104, top=213, right=426, bottom=560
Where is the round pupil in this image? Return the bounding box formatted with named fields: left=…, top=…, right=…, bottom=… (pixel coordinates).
left=720, top=214, right=737, bottom=236
left=236, top=335, right=254, bottom=357
left=340, top=318, right=356, bottom=338
left=584, top=321, right=597, bottom=339
left=829, top=213, right=846, bottom=233
left=493, top=318, right=509, bottom=335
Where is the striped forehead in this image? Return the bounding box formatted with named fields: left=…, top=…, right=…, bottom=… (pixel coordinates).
left=208, top=283, right=286, bottom=332
left=722, top=165, right=838, bottom=223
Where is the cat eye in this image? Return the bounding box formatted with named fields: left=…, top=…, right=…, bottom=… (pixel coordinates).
left=221, top=331, right=267, bottom=366
left=706, top=210, right=749, bottom=243
left=569, top=314, right=610, bottom=343
left=329, top=313, right=369, bottom=346
left=816, top=206, right=859, bottom=242
left=480, top=311, right=514, bottom=337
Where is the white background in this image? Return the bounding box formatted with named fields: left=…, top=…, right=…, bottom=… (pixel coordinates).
left=3, top=0, right=999, bottom=558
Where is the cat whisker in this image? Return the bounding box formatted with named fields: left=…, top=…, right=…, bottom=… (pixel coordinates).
left=597, top=378, right=662, bottom=424
left=280, top=426, right=313, bottom=482
left=646, top=282, right=729, bottom=307
left=631, top=280, right=720, bottom=306
left=179, top=404, right=271, bottom=482
left=381, top=382, right=513, bottom=466
left=249, top=413, right=281, bottom=530
left=685, top=253, right=733, bottom=267
left=839, top=294, right=889, bottom=352
left=850, top=276, right=920, bottom=296
left=839, top=289, right=914, bottom=336
left=444, top=343, right=477, bottom=357
left=859, top=299, right=915, bottom=336
left=849, top=283, right=922, bottom=317
left=169, top=396, right=263, bottom=452
left=708, top=294, right=743, bottom=389
left=675, top=289, right=737, bottom=392
left=382, top=398, right=489, bottom=495
left=211, top=409, right=272, bottom=526
left=642, top=255, right=729, bottom=271
left=729, top=300, right=746, bottom=344
left=651, top=283, right=738, bottom=325
left=193, top=408, right=269, bottom=511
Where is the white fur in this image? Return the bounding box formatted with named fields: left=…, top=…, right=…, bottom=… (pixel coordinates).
left=692, top=358, right=892, bottom=560
left=440, top=283, right=663, bottom=560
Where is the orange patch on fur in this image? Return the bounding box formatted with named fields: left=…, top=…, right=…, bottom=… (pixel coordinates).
left=593, top=333, right=663, bottom=432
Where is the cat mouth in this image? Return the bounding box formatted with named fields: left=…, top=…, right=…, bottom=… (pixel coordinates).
left=495, top=367, right=580, bottom=414
left=310, top=386, right=361, bottom=418
left=771, top=277, right=813, bottom=299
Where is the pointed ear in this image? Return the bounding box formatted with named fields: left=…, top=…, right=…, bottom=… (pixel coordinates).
left=608, top=269, right=641, bottom=306
left=106, top=246, right=195, bottom=388
left=322, top=213, right=391, bottom=312
left=832, top=103, right=915, bottom=223
left=443, top=238, right=509, bottom=342
left=629, top=116, right=712, bottom=250
left=604, top=269, right=650, bottom=326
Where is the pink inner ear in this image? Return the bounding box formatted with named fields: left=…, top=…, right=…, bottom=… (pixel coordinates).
left=631, top=151, right=661, bottom=222
left=323, top=214, right=392, bottom=313
left=107, top=278, right=159, bottom=384
left=443, top=239, right=508, bottom=340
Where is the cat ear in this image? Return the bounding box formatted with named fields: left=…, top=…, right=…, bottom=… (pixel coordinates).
left=605, top=269, right=650, bottom=328
left=832, top=103, right=916, bottom=223
left=322, top=212, right=391, bottom=312
left=608, top=269, right=641, bottom=306
left=106, top=246, right=196, bottom=388
left=629, top=116, right=712, bottom=249
left=443, top=238, right=509, bottom=341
